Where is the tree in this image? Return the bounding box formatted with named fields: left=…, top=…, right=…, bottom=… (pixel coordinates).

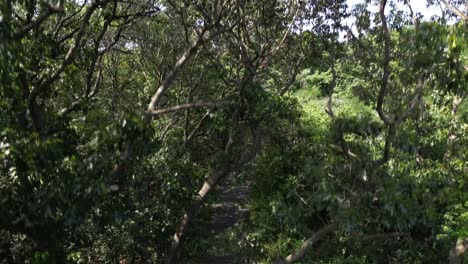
left=0, top=0, right=466, bottom=263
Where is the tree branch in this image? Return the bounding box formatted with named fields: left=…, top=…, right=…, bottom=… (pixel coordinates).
left=377, top=0, right=394, bottom=126
left=440, top=0, right=468, bottom=21
left=28, top=0, right=110, bottom=131
left=166, top=125, right=262, bottom=264
left=274, top=223, right=337, bottom=264
left=444, top=92, right=467, bottom=161
left=13, top=0, right=64, bottom=39
left=373, top=124, right=395, bottom=167
left=448, top=237, right=468, bottom=264
left=58, top=67, right=102, bottom=117
left=149, top=101, right=232, bottom=116
left=143, top=32, right=207, bottom=123
left=185, top=109, right=213, bottom=144
left=395, top=78, right=426, bottom=124
left=349, top=231, right=411, bottom=240
left=404, top=0, right=418, bottom=25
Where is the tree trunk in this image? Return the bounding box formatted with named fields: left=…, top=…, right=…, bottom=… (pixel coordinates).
left=165, top=164, right=232, bottom=264
left=449, top=237, right=467, bottom=264
left=165, top=127, right=262, bottom=263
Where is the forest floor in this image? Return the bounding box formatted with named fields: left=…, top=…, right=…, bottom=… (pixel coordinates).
left=192, top=174, right=251, bottom=263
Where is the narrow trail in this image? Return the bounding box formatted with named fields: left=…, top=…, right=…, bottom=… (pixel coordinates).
left=192, top=175, right=251, bottom=264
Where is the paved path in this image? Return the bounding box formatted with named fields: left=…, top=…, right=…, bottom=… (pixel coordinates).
left=192, top=175, right=251, bottom=264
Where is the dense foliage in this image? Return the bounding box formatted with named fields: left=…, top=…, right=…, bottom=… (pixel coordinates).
left=0, top=0, right=466, bottom=263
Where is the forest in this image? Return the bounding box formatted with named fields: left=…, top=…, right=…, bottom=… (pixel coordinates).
left=0, top=0, right=467, bottom=263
